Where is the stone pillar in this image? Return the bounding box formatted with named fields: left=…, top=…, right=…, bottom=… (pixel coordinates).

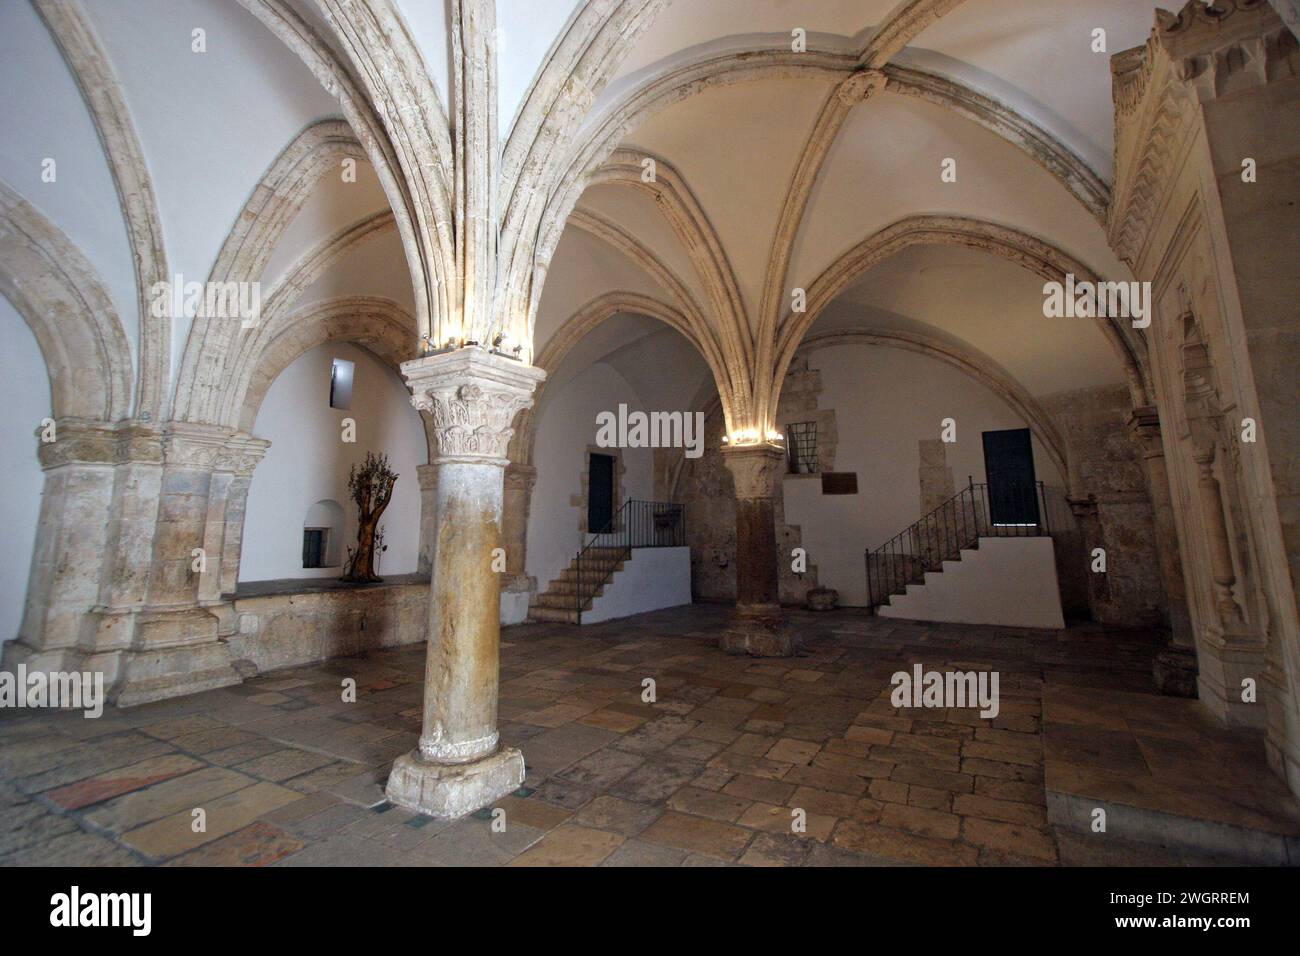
left=385, top=346, right=545, bottom=818
left=720, top=443, right=796, bottom=657
left=3, top=421, right=267, bottom=704
left=5, top=420, right=121, bottom=675
left=1130, top=407, right=1197, bottom=696
left=111, top=424, right=268, bottom=705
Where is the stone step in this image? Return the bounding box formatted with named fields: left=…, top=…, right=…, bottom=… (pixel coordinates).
left=528, top=605, right=582, bottom=624
left=557, top=562, right=624, bottom=580
left=533, top=591, right=595, bottom=611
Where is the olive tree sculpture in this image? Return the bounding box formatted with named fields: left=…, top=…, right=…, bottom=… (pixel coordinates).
left=342, top=451, right=398, bottom=583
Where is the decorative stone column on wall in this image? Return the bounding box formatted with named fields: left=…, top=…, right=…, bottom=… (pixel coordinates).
left=500, top=462, right=536, bottom=623
left=1109, top=1, right=1300, bottom=793
left=1066, top=493, right=1107, bottom=613
left=112, top=423, right=268, bottom=705
left=386, top=346, right=545, bottom=818
left=720, top=443, right=796, bottom=657
left=1130, top=407, right=1197, bottom=696
left=416, top=463, right=438, bottom=575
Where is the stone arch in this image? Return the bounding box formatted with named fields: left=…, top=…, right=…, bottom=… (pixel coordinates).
left=589, top=150, right=754, bottom=383
left=236, top=295, right=425, bottom=454
left=35, top=0, right=171, bottom=422
left=0, top=179, right=132, bottom=421
left=237, top=0, right=450, bottom=342
left=508, top=291, right=723, bottom=470
left=796, top=328, right=1072, bottom=493
left=173, top=120, right=372, bottom=423
left=530, top=45, right=1112, bottom=343
left=215, top=210, right=399, bottom=428
left=772, top=215, right=1152, bottom=418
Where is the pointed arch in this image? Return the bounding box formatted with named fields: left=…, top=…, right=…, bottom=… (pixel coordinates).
left=772, top=215, right=1151, bottom=418
left=35, top=0, right=171, bottom=422
left=0, top=179, right=132, bottom=421
left=173, top=121, right=373, bottom=424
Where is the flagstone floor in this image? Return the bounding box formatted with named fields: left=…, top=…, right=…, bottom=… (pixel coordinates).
left=2, top=604, right=1297, bottom=867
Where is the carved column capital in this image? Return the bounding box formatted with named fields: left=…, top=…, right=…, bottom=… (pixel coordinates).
left=402, top=346, right=546, bottom=465
left=722, top=444, right=786, bottom=500
left=36, top=419, right=163, bottom=470
left=161, top=423, right=270, bottom=476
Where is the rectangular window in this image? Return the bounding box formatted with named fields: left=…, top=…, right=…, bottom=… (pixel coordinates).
left=302, top=528, right=328, bottom=569
left=786, top=421, right=818, bottom=474
left=329, top=358, right=355, bottom=410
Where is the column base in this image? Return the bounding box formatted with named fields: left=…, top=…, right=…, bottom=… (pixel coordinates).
left=721, top=606, right=799, bottom=657
left=385, top=745, right=524, bottom=819
left=111, top=607, right=243, bottom=707
left=1153, top=642, right=1199, bottom=698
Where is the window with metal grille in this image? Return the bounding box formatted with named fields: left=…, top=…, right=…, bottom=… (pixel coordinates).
left=786, top=421, right=818, bottom=474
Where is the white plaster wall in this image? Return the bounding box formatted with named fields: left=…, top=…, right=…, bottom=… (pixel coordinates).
left=0, top=295, right=53, bottom=644
left=241, top=342, right=426, bottom=583
left=0, top=0, right=138, bottom=380
left=781, top=342, right=1065, bottom=607
left=585, top=546, right=692, bottom=623
left=86, top=0, right=341, bottom=384
left=879, top=536, right=1065, bottom=629
left=526, top=362, right=654, bottom=595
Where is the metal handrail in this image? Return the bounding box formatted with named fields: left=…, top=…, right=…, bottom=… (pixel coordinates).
left=865, top=478, right=1049, bottom=610
left=575, top=499, right=685, bottom=623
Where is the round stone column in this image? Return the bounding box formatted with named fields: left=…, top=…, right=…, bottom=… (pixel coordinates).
left=720, top=443, right=797, bottom=657
left=385, top=346, right=545, bottom=818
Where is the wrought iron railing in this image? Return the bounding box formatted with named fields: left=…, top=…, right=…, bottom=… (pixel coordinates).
left=865, top=479, right=1049, bottom=610
left=574, top=499, right=685, bottom=623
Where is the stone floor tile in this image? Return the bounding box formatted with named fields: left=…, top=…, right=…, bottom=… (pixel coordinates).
left=640, top=811, right=753, bottom=860
left=119, top=781, right=301, bottom=859
left=573, top=794, right=662, bottom=836
left=165, top=821, right=304, bottom=866
left=507, top=824, right=623, bottom=866
left=84, top=766, right=258, bottom=833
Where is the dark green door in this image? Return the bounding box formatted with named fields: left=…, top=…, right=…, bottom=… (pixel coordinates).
left=588, top=454, right=615, bottom=532
left=982, top=428, right=1039, bottom=526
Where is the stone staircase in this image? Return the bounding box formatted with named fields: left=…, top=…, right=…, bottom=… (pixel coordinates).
left=529, top=546, right=628, bottom=624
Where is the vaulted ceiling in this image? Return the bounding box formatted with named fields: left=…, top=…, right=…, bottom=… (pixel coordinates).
left=0, top=0, right=1197, bottom=429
